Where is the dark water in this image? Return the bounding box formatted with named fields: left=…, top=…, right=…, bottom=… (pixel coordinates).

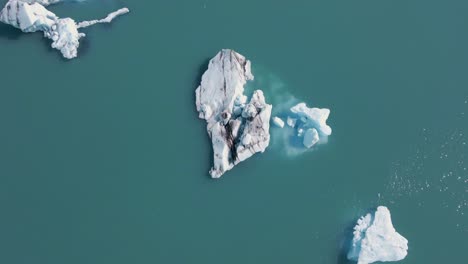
left=0, top=0, right=467, bottom=263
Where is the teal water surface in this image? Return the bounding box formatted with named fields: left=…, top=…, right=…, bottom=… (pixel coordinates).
left=0, top=0, right=467, bottom=263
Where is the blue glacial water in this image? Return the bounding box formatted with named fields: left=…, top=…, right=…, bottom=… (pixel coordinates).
left=0, top=0, right=466, bottom=263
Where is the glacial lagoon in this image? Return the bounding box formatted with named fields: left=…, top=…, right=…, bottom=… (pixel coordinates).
left=0, top=0, right=466, bottom=263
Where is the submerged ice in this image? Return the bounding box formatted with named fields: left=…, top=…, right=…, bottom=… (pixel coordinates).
left=272, top=102, right=332, bottom=149
left=290, top=103, right=332, bottom=137
left=348, top=206, right=408, bottom=264
left=0, top=0, right=129, bottom=59
left=196, top=49, right=272, bottom=178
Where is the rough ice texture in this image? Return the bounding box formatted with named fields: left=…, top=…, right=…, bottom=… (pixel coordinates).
left=283, top=102, right=332, bottom=149
left=196, top=49, right=272, bottom=178
left=0, top=0, right=58, bottom=32
left=348, top=206, right=408, bottom=264
left=0, top=0, right=129, bottom=59
left=21, top=0, right=63, bottom=6
left=290, top=102, right=332, bottom=136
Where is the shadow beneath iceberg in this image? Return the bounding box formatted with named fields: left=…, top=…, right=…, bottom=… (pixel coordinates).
left=192, top=58, right=214, bottom=179
left=36, top=32, right=91, bottom=61
left=78, top=37, right=91, bottom=57
left=336, top=220, right=355, bottom=264
left=37, top=34, right=66, bottom=61
left=0, top=25, right=68, bottom=60
left=337, top=206, right=378, bottom=264
left=0, top=24, right=23, bottom=40
left=193, top=58, right=210, bottom=89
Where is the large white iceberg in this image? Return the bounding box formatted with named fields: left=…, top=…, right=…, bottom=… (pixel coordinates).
left=0, top=0, right=129, bottom=59
left=196, top=49, right=272, bottom=178
left=348, top=206, right=408, bottom=264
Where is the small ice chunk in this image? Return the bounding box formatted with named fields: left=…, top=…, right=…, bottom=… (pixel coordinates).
left=272, top=116, right=285, bottom=128
left=290, top=102, right=332, bottom=136
left=303, top=128, right=319, bottom=148
left=286, top=117, right=297, bottom=127
left=297, top=128, right=304, bottom=137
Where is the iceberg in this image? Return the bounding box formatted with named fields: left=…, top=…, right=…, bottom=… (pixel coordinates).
left=0, top=0, right=129, bottom=59
left=348, top=206, right=408, bottom=264
left=196, top=49, right=272, bottom=178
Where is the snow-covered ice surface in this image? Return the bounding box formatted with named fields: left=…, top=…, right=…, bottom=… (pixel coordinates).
left=348, top=206, right=408, bottom=264
left=21, top=0, right=67, bottom=5
left=286, top=116, right=296, bottom=128
left=0, top=0, right=129, bottom=59
left=196, top=49, right=272, bottom=178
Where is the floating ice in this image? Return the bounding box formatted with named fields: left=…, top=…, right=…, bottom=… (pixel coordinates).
left=195, top=49, right=272, bottom=178
left=286, top=116, right=297, bottom=128
left=303, top=128, right=319, bottom=148
left=272, top=116, right=285, bottom=128
left=348, top=206, right=408, bottom=264
left=290, top=102, right=332, bottom=136
left=278, top=102, right=332, bottom=149
left=0, top=0, right=129, bottom=59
